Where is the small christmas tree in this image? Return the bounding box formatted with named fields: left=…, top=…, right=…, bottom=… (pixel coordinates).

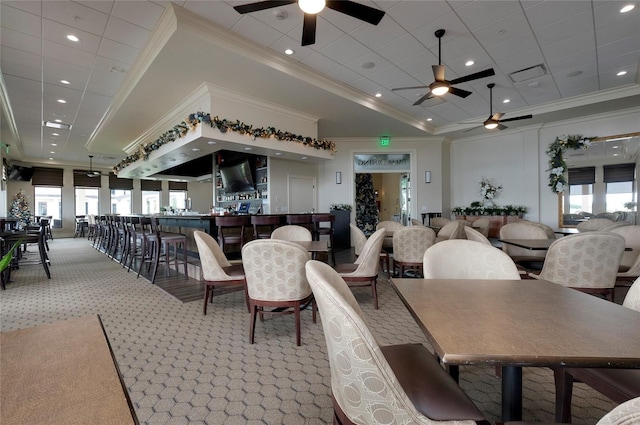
left=9, top=189, right=33, bottom=227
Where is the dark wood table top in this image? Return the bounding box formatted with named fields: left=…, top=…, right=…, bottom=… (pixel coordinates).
left=391, top=278, right=640, bottom=368
left=291, top=240, right=328, bottom=253
left=498, top=238, right=555, bottom=250
left=554, top=227, right=580, bottom=235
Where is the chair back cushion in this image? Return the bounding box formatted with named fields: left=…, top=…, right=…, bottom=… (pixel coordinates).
left=410, top=219, right=424, bottom=226
left=577, top=218, right=614, bottom=232
left=538, top=232, right=625, bottom=289
left=242, top=239, right=311, bottom=301
left=393, top=227, right=436, bottom=263
left=596, top=396, right=640, bottom=425
left=304, top=261, right=430, bottom=424
left=611, top=225, right=640, bottom=275
left=348, top=229, right=385, bottom=276
left=436, top=221, right=466, bottom=243
left=470, top=218, right=490, bottom=237
left=423, top=239, right=520, bottom=279
left=271, top=225, right=312, bottom=241
left=464, top=227, right=492, bottom=245
left=623, top=277, right=640, bottom=311
left=350, top=224, right=368, bottom=257
left=499, top=222, right=549, bottom=260
left=431, top=217, right=451, bottom=228
left=193, top=230, right=233, bottom=280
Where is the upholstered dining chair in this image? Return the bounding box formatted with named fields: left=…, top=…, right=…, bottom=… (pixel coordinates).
left=423, top=239, right=521, bottom=280
left=430, top=216, right=451, bottom=228
left=596, top=397, right=640, bottom=425
left=241, top=239, right=314, bottom=346
left=410, top=218, right=424, bottom=226
left=349, top=223, right=367, bottom=257
left=435, top=220, right=466, bottom=243
left=576, top=217, right=614, bottom=232
left=610, top=225, right=640, bottom=283
left=553, top=277, right=640, bottom=423
left=304, top=260, right=490, bottom=425
left=193, top=230, right=247, bottom=315
left=375, top=220, right=404, bottom=250
left=471, top=217, right=490, bottom=237
left=600, top=221, right=632, bottom=232
left=528, top=232, right=625, bottom=301
left=392, top=226, right=436, bottom=278
left=271, top=224, right=312, bottom=242
left=464, top=226, right=492, bottom=245
left=335, top=228, right=385, bottom=309
left=499, top=221, right=550, bottom=271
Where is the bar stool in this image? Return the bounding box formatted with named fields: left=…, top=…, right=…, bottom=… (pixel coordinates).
left=312, top=213, right=336, bottom=265
left=286, top=214, right=314, bottom=232
left=137, top=217, right=188, bottom=283
left=251, top=215, right=282, bottom=240
left=216, top=216, right=250, bottom=254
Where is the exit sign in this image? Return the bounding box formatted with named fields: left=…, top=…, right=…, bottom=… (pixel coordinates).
left=380, top=136, right=390, bottom=146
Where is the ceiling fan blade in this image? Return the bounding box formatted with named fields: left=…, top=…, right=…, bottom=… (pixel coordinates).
left=326, top=1, right=385, bottom=25
left=491, top=112, right=504, bottom=121
left=301, top=13, right=317, bottom=46
left=432, top=65, right=445, bottom=82
left=500, top=114, right=533, bottom=123
left=233, top=0, right=296, bottom=14
left=448, top=86, right=472, bottom=98
left=497, top=123, right=508, bottom=130
left=391, top=85, right=430, bottom=91
left=413, top=92, right=433, bottom=106
left=449, top=68, right=495, bottom=85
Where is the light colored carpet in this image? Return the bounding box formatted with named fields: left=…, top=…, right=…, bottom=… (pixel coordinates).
left=0, top=238, right=617, bottom=424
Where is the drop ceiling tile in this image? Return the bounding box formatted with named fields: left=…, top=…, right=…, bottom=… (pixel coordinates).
left=0, top=27, right=41, bottom=56
left=596, top=37, right=640, bottom=60
left=42, top=18, right=102, bottom=54
left=1, top=4, right=42, bottom=37
left=598, top=51, right=640, bottom=73
left=43, top=57, right=92, bottom=88
left=472, top=11, right=530, bottom=46
left=42, top=39, right=95, bottom=68
left=240, top=3, right=304, bottom=34
left=320, top=35, right=370, bottom=65
left=1, top=1, right=43, bottom=16
left=299, top=52, right=342, bottom=75
left=593, top=1, right=637, bottom=28
left=349, top=13, right=407, bottom=50
left=395, top=50, right=439, bottom=80
left=485, top=32, right=540, bottom=62
left=455, top=1, right=524, bottom=31
left=533, top=11, right=593, bottom=47
left=286, top=18, right=344, bottom=51
left=0, top=46, right=42, bottom=82
left=411, top=12, right=467, bottom=50
left=547, top=50, right=597, bottom=73
left=557, top=76, right=599, bottom=98
left=596, top=19, right=640, bottom=46
left=386, top=1, right=452, bottom=32
left=326, top=65, right=367, bottom=86
left=184, top=0, right=241, bottom=29
left=375, top=34, right=426, bottom=64
left=103, top=15, right=151, bottom=49
left=425, top=101, right=472, bottom=123
left=76, top=1, right=116, bottom=15
left=98, top=38, right=139, bottom=65
left=42, top=1, right=109, bottom=36
left=348, top=76, right=384, bottom=95
left=111, top=1, right=165, bottom=31
left=345, top=51, right=393, bottom=77
left=524, top=0, right=592, bottom=28
left=320, top=6, right=367, bottom=34
left=494, top=50, right=545, bottom=76
left=541, top=32, right=595, bottom=61
left=367, top=65, right=413, bottom=88
left=269, top=35, right=314, bottom=61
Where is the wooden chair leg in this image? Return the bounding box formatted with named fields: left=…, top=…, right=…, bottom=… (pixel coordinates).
left=554, top=368, right=574, bottom=423
left=372, top=278, right=378, bottom=310
left=249, top=302, right=257, bottom=344
left=295, top=304, right=301, bottom=346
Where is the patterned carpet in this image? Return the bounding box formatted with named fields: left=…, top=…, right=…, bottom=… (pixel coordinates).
left=0, top=238, right=618, bottom=424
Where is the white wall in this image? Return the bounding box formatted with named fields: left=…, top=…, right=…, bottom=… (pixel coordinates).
left=268, top=157, right=319, bottom=214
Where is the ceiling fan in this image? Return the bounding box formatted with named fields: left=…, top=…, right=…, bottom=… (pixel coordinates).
left=233, top=0, right=385, bottom=46
left=86, top=155, right=101, bottom=177
left=465, top=83, right=533, bottom=132
left=392, top=29, right=495, bottom=106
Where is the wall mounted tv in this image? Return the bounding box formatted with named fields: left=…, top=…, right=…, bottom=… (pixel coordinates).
left=8, top=165, right=34, bottom=181
left=219, top=155, right=256, bottom=192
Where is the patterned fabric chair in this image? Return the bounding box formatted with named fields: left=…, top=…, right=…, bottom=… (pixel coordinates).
left=528, top=232, right=625, bottom=301
left=193, top=230, right=247, bottom=315
left=410, top=218, right=424, bottom=226
left=304, top=260, right=489, bottom=425
left=350, top=224, right=367, bottom=257
left=470, top=217, right=490, bottom=237
left=610, top=225, right=640, bottom=282
left=600, top=222, right=632, bottom=232
left=597, top=397, right=640, bottom=425
left=576, top=218, right=614, bottom=232
left=335, top=228, right=385, bottom=309
left=553, top=278, right=640, bottom=423
left=499, top=222, right=549, bottom=271
left=241, top=239, right=314, bottom=346
left=431, top=217, right=451, bottom=228
left=435, top=220, right=466, bottom=243
left=423, top=239, right=520, bottom=280
left=271, top=225, right=312, bottom=242
left=463, top=226, right=492, bottom=245
left=376, top=220, right=404, bottom=249
left=392, top=226, right=436, bottom=278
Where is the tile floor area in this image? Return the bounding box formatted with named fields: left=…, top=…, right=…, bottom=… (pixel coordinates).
left=0, top=237, right=618, bottom=424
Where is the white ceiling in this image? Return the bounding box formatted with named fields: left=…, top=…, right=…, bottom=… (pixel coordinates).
left=1, top=0, right=639, bottom=171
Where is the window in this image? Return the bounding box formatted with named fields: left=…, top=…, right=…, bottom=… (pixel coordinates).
left=75, top=188, right=99, bottom=215
left=568, top=184, right=593, bottom=214
left=34, top=187, right=61, bottom=227
left=110, top=189, right=132, bottom=214
left=142, top=191, right=160, bottom=214
left=604, top=163, right=635, bottom=212
left=169, top=190, right=187, bottom=210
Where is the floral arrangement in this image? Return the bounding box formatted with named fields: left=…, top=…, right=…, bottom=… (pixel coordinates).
left=9, top=190, right=32, bottom=226
left=479, top=177, right=502, bottom=202
left=546, top=134, right=593, bottom=194
left=113, top=111, right=336, bottom=174
left=452, top=205, right=527, bottom=216
left=330, top=203, right=352, bottom=211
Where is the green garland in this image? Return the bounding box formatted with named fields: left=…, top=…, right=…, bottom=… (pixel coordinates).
left=546, top=134, right=593, bottom=194
left=113, top=111, right=336, bottom=174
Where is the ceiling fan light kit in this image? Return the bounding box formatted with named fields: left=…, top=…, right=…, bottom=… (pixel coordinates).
left=465, top=83, right=534, bottom=132
left=298, top=0, right=325, bottom=14
left=430, top=81, right=449, bottom=96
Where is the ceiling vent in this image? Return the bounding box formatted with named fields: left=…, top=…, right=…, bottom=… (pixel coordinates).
left=508, top=64, right=547, bottom=83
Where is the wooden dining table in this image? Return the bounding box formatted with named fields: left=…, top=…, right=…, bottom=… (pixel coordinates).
left=498, top=238, right=555, bottom=250
left=390, top=278, right=640, bottom=421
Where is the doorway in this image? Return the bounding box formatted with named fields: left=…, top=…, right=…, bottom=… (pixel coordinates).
left=361, top=173, right=410, bottom=224
left=288, top=175, right=316, bottom=213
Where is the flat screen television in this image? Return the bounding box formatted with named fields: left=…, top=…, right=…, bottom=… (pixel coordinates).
left=8, top=165, right=34, bottom=181
left=220, top=157, right=255, bottom=192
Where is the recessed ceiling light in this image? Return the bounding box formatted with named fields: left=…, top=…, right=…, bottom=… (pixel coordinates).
left=43, top=121, right=71, bottom=130
left=66, top=34, right=80, bottom=42
left=613, top=153, right=620, bottom=156
left=57, top=99, right=66, bottom=104
left=50, top=151, right=55, bottom=154
left=426, top=118, right=433, bottom=122
left=503, top=99, right=510, bottom=103
left=620, top=4, right=635, bottom=13
left=52, top=132, right=59, bottom=136
left=465, top=60, right=474, bottom=67
left=617, top=70, right=628, bottom=76
left=60, top=79, right=70, bottom=85
left=301, top=156, right=308, bottom=160
left=612, top=145, right=620, bottom=149
left=275, top=152, right=282, bottom=156
left=49, top=157, right=53, bottom=160
left=375, top=93, right=382, bottom=98
left=284, top=48, right=294, bottom=55
left=191, top=148, right=201, bottom=152
left=51, top=143, right=57, bottom=146
left=244, top=147, right=253, bottom=151
left=207, top=140, right=217, bottom=145
left=54, top=119, right=62, bottom=123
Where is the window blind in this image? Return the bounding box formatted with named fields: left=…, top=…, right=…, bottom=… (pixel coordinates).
left=73, top=171, right=102, bottom=187
left=108, top=173, right=133, bottom=190
left=141, top=179, right=162, bottom=191
left=568, top=166, right=595, bottom=185
left=603, top=163, right=635, bottom=183
left=31, top=167, right=63, bottom=186
left=168, top=181, right=187, bottom=190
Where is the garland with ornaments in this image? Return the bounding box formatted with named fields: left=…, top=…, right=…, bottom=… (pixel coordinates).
left=546, top=134, right=593, bottom=194
left=113, top=111, right=336, bottom=174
